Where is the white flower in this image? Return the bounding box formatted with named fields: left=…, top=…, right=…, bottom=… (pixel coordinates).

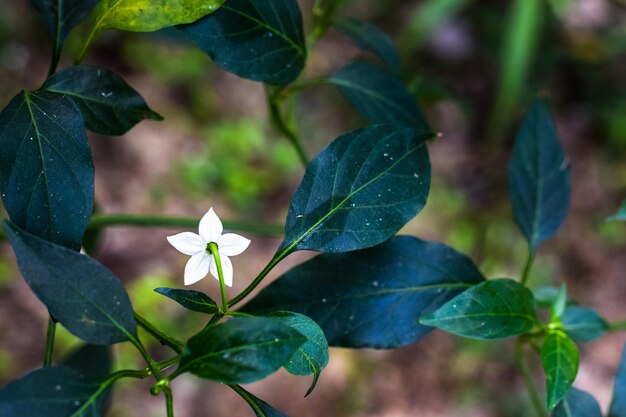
left=167, top=208, right=250, bottom=286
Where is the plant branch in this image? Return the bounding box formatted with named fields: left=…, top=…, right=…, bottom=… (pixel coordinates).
left=228, top=250, right=288, bottom=308
left=609, top=319, right=626, bottom=331
left=86, top=213, right=284, bottom=237
left=44, top=316, right=56, bottom=366
left=230, top=384, right=264, bottom=415
left=134, top=311, right=184, bottom=353
left=267, top=87, right=308, bottom=168
left=515, top=339, right=547, bottom=417
left=520, top=250, right=535, bottom=286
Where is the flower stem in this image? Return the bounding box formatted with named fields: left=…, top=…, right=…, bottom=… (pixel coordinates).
left=267, top=86, right=308, bottom=168
left=515, top=338, right=548, bottom=417
left=86, top=213, right=284, bottom=237
left=520, top=250, right=535, bottom=286
left=208, top=242, right=229, bottom=313
left=134, top=311, right=184, bottom=353
left=228, top=249, right=288, bottom=308
left=609, top=319, right=626, bottom=331
left=44, top=316, right=56, bottom=366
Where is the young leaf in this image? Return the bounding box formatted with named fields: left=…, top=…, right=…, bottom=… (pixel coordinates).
left=177, top=316, right=306, bottom=384
left=0, top=366, right=104, bottom=416
left=551, top=284, right=567, bottom=319
left=420, top=279, right=538, bottom=339
left=609, top=342, right=626, bottom=417
left=541, top=332, right=579, bottom=410
left=243, top=236, right=485, bottom=348
left=154, top=287, right=218, bottom=314
left=334, top=18, right=401, bottom=74
left=552, top=387, right=602, bottom=417
left=278, top=124, right=431, bottom=255
left=91, top=0, right=226, bottom=32
left=0, top=90, right=93, bottom=250
left=233, top=385, right=291, bottom=417
left=327, top=62, right=429, bottom=130
left=29, top=0, right=100, bottom=66
left=4, top=221, right=137, bottom=345
left=561, top=306, right=608, bottom=342
left=178, top=0, right=306, bottom=85
left=508, top=100, right=570, bottom=252
left=43, top=66, right=162, bottom=135
left=265, top=312, right=329, bottom=396
left=534, top=286, right=564, bottom=308
left=607, top=199, right=626, bottom=222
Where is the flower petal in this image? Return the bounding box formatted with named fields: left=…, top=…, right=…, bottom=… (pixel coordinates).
left=184, top=252, right=211, bottom=285
left=209, top=254, right=234, bottom=287
left=199, top=207, right=223, bottom=243
left=217, top=233, right=251, bottom=257
left=167, top=232, right=206, bottom=255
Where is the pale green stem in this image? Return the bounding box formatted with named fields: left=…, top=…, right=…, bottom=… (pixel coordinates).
left=230, top=384, right=265, bottom=415
left=44, top=316, right=56, bottom=366
left=267, top=87, right=308, bottom=168
left=520, top=250, right=535, bottom=286
left=609, top=320, right=626, bottom=331
left=515, top=339, right=548, bottom=417
left=227, top=249, right=288, bottom=308
left=134, top=311, right=184, bottom=353
left=75, top=26, right=100, bottom=64
left=208, top=242, right=229, bottom=313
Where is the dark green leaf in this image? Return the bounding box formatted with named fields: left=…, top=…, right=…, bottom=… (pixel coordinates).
left=265, top=312, right=328, bottom=396
left=607, top=199, right=626, bottom=222
left=508, top=100, right=570, bottom=252
left=91, top=0, right=226, bottom=32
left=63, top=344, right=112, bottom=381
left=0, top=366, right=103, bottom=417
left=327, top=62, right=429, bottom=130
left=234, top=386, right=290, bottom=417
left=243, top=236, right=485, bottom=348
left=43, top=66, right=162, bottom=135
left=178, top=0, right=306, bottom=85
left=30, top=0, right=99, bottom=63
left=334, top=18, right=401, bottom=74
left=609, top=342, right=626, bottom=417
left=420, top=279, right=537, bottom=339
left=561, top=307, right=608, bottom=342
left=178, top=316, right=306, bottom=384
left=552, top=387, right=602, bottom=417
left=278, top=124, right=431, bottom=255
left=0, top=90, right=93, bottom=250
left=4, top=221, right=137, bottom=345
left=154, top=287, right=218, bottom=314
left=542, top=332, right=579, bottom=410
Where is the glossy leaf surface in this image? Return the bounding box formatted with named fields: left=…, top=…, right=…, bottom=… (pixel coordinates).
left=328, top=62, right=429, bottom=130
left=0, top=366, right=103, bottom=417
left=553, top=387, right=602, bottom=417
left=609, top=342, right=626, bottom=417
left=266, top=312, right=328, bottom=395
left=278, top=124, right=431, bottom=255
left=334, top=18, right=401, bottom=73
left=508, top=100, right=570, bottom=252
left=178, top=316, right=306, bottom=384
left=244, top=236, right=485, bottom=348
left=178, top=0, right=306, bottom=85
left=154, top=287, right=218, bottom=314
left=43, top=66, right=162, bottom=135
left=236, top=386, right=290, bottom=417
left=561, top=307, right=607, bottom=342
left=4, top=221, right=137, bottom=345
left=91, top=0, right=226, bottom=32
left=0, top=90, right=93, bottom=250
left=30, top=0, right=100, bottom=62
left=542, top=332, right=579, bottom=409
left=420, top=279, right=537, bottom=339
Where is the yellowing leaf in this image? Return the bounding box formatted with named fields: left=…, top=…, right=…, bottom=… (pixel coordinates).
left=93, top=0, right=226, bottom=32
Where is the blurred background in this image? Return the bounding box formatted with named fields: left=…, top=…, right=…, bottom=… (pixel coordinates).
left=0, top=0, right=625, bottom=416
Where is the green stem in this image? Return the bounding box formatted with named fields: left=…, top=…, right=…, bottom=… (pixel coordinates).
left=75, top=26, right=100, bottom=64
left=228, top=249, right=288, bottom=308
left=134, top=311, right=184, bottom=353
left=70, top=369, right=150, bottom=417
left=267, top=87, right=308, bottom=168
left=44, top=316, right=56, bottom=366
left=163, top=387, right=175, bottom=417
left=520, top=250, right=535, bottom=286
left=282, top=77, right=330, bottom=97
left=86, top=213, right=284, bottom=237
left=208, top=242, right=229, bottom=313
left=157, top=355, right=182, bottom=370
left=609, top=320, right=626, bottom=331
left=515, top=339, right=548, bottom=417
left=230, top=384, right=265, bottom=415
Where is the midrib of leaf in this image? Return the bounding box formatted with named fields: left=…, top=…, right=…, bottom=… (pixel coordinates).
left=281, top=141, right=427, bottom=256
left=55, top=0, right=62, bottom=53
left=329, top=77, right=417, bottom=122
left=222, top=4, right=304, bottom=56
left=546, top=335, right=577, bottom=406
left=531, top=121, right=544, bottom=251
